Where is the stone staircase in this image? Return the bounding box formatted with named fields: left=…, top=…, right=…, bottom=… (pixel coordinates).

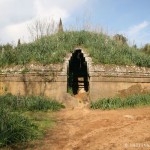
left=78, top=77, right=85, bottom=91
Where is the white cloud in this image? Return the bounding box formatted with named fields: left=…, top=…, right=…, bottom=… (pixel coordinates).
left=120, top=21, right=150, bottom=47
left=0, top=0, right=87, bottom=44
left=34, top=0, right=69, bottom=20
left=0, top=0, right=35, bottom=28
left=3, top=21, right=30, bottom=44
left=127, top=21, right=149, bottom=36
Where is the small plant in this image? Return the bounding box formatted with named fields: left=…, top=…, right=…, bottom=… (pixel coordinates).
left=68, top=87, right=73, bottom=95
left=21, top=67, right=29, bottom=74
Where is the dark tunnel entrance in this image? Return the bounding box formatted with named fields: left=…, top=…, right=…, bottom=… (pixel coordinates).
left=67, top=49, right=89, bottom=95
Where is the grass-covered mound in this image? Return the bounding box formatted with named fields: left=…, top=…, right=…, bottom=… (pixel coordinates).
left=0, top=31, right=150, bottom=67
left=90, top=94, right=150, bottom=110
left=0, top=94, right=64, bottom=147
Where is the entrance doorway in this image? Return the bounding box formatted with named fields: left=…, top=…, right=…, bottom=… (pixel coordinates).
left=67, top=49, right=89, bottom=95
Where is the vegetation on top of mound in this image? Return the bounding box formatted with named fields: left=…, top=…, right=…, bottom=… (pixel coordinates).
left=141, top=43, right=150, bottom=55
left=0, top=31, right=150, bottom=67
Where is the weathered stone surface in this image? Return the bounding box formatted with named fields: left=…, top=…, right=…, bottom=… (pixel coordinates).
left=89, top=64, right=150, bottom=101
left=0, top=64, right=63, bottom=74
left=0, top=48, right=150, bottom=102
left=90, top=64, right=150, bottom=77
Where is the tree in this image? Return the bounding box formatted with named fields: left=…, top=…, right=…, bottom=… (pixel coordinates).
left=142, top=43, right=150, bottom=55
left=58, top=18, right=63, bottom=33
left=113, top=34, right=128, bottom=45
left=2, top=43, right=13, bottom=50
left=27, top=18, right=57, bottom=41
left=132, top=44, right=137, bottom=49
left=17, top=39, right=21, bottom=46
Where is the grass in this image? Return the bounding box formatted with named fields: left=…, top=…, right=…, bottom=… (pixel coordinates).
left=0, top=31, right=150, bottom=67
left=0, top=93, right=65, bottom=112
left=0, top=110, right=39, bottom=147
left=90, top=94, right=150, bottom=110
left=24, top=111, right=55, bottom=128
left=0, top=94, right=64, bottom=147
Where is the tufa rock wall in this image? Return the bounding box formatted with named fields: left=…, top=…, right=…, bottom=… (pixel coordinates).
left=89, top=64, right=150, bottom=101
left=0, top=49, right=150, bottom=101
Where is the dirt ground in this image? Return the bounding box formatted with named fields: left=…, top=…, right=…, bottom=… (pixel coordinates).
left=26, top=106, right=150, bottom=150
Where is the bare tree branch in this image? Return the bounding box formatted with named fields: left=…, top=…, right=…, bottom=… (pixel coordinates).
left=27, top=17, right=57, bottom=41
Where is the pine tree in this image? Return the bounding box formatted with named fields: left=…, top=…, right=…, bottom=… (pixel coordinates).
left=17, top=39, right=21, bottom=46
left=58, top=18, right=63, bottom=33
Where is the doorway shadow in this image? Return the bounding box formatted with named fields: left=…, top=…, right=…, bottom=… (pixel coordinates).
left=67, top=49, right=89, bottom=95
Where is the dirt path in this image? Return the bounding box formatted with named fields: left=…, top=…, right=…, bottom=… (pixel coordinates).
left=28, top=107, right=150, bottom=150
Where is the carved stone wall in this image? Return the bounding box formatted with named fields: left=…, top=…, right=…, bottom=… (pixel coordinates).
left=0, top=64, right=67, bottom=102
left=0, top=49, right=150, bottom=101
left=90, top=64, right=150, bottom=101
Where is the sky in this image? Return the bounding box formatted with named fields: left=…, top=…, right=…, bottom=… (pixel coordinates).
left=0, top=0, right=150, bottom=47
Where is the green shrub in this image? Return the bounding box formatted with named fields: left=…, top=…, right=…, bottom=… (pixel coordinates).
left=141, top=43, right=150, bottom=55
left=26, top=96, right=65, bottom=111
left=90, top=94, right=150, bottom=110
left=0, top=94, right=64, bottom=147
left=0, top=109, right=39, bottom=147
left=0, top=94, right=65, bottom=112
